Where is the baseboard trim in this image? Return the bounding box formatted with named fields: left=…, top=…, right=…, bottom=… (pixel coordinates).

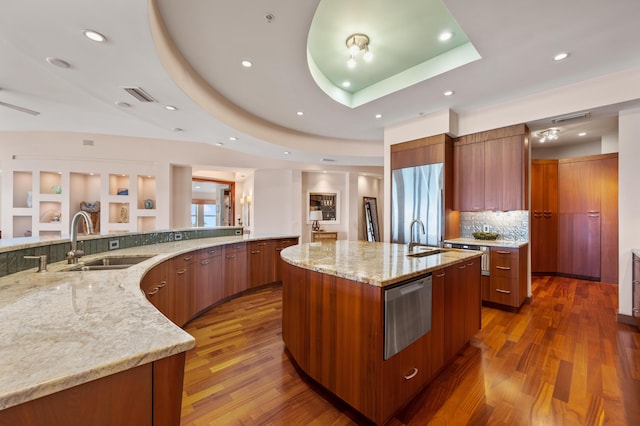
left=617, top=313, right=638, bottom=326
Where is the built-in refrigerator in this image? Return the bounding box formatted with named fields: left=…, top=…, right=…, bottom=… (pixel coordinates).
left=391, top=163, right=444, bottom=247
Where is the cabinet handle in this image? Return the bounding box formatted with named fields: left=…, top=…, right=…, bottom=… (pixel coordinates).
left=435, top=272, right=445, bottom=278
left=147, top=287, right=159, bottom=295
left=588, top=215, right=600, bottom=218
left=458, top=265, right=466, bottom=269
left=588, top=210, right=600, bottom=214
left=226, top=255, right=235, bottom=259
left=496, top=266, right=511, bottom=270
left=496, top=250, right=511, bottom=255
left=258, top=242, right=267, bottom=246
left=157, top=280, right=167, bottom=288
left=177, top=269, right=186, bottom=275
left=183, top=256, right=192, bottom=261
left=208, top=249, right=216, bottom=254
left=403, top=368, right=419, bottom=380
left=467, top=262, right=474, bottom=266
left=495, top=288, right=511, bottom=294
left=251, top=250, right=261, bottom=254
left=200, top=259, right=210, bottom=265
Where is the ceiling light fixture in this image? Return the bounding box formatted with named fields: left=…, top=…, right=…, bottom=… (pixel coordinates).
left=241, top=60, right=253, bottom=68
left=82, top=30, right=106, bottom=43
left=444, top=90, right=454, bottom=96
left=229, top=136, right=238, bottom=141
left=438, top=31, right=453, bottom=42
left=553, top=52, right=569, bottom=61
left=164, top=105, right=177, bottom=111
left=296, top=111, right=304, bottom=116
left=375, top=114, right=382, bottom=119
left=578, top=132, right=587, bottom=136
left=342, top=81, right=351, bottom=88
left=537, top=128, right=559, bottom=143
left=284, top=151, right=290, bottom=155
left=346, top=33, right=372, bottom=68
left=46, top=57, right=70, bottom=69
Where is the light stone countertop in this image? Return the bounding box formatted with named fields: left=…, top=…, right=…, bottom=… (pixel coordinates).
left=0, top=233, right=297, bottom=411
left=280, top=240, right=482, bottom=287
left=444, top=237, right=529, bottom=248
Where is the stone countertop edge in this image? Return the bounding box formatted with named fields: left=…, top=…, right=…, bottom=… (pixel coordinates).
left=0, top=233, right=298, bottom=411
left=280, top=241, right=483, bottom=287
left=444, top=238, right=529, bottom=248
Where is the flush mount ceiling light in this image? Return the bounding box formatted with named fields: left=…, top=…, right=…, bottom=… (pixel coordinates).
left=438, top=31, right=453, bottom=42
left=46, top=57, right=70, bottom=69
left=241, top=60, right=253, bottom=68
left=537, top=128, right=559, bottom=143
left=82, top=30, right=106, bottom=43
left=346, top=33, right=372, bottom=69
left=554, top=52, right=569, bottom=61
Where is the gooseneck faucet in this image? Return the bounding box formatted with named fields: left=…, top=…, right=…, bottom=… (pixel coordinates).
left=67, top=211, right=94, bottom=264
left=408, top=219, right=426, bottom=252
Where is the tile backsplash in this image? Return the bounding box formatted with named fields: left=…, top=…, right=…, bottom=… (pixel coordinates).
left=460, top=211, right=529, bottom=241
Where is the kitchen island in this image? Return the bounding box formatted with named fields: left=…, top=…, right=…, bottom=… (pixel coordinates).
left=0, top=232, right=297, bottom=425
left=280, top=241, right=483, bottom=425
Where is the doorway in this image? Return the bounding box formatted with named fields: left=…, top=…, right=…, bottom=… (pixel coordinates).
left=191, top=178, right=235, bottom=227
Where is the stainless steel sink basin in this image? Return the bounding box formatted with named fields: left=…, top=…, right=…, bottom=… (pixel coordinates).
left=63, top=255, right=155, bottom=271
left=406, top=246, right=442, bottom=257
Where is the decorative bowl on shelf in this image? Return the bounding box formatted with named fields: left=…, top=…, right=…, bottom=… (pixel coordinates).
left=144, top=199, right=154, bottom=209
left=473, top=232, right=499, bottom=240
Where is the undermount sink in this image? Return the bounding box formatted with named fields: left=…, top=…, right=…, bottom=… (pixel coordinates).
left=63, top=255, right=155, bottom=271
left=406, top=246, right=443, bottom=257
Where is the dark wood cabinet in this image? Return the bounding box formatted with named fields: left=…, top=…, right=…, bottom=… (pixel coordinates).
left=248, top=240, right=276, bottom=287
left=488, top=246, right=528, bottom=308
left=454, top=124, right=529, bottom=212
left=633, top=254, right=640, bottom=328
left=444, top=262, right=467, bottom=361
left=195, top=247, right=223, bottom=312
left=454, top=140, right=485, bottom=211
left=464, top=258, right=482, bottom=341
left=531, top=160, right=558, bottom=273
left=171, top=253, right=196, bottom=327
left=274, top=238, right=298, bottom=281
left=557, top=154, right=617, bottom=282
left=141, top=260, right=170, bottom=316
left=223, top=242, right=247, bottom=298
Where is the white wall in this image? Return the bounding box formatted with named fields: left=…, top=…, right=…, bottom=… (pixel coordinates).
left=170, top=165, right=192, bottom=228
left=618, top=108, right=640, bottom=317
left=252, top=169, right=301, bottom=236
left=531, top=140, right=602, bottom=159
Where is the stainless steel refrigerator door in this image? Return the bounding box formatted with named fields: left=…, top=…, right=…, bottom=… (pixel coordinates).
left=391, top=163, right=444, bottom=246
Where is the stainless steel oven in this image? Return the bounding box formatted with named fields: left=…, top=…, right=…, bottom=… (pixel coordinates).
left=447, top=243, right=490, bottom=276
left=384, top=274, right=432, bottom=360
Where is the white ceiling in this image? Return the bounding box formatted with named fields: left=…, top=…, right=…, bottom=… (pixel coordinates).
left=1, top=0, right=640, bottom=170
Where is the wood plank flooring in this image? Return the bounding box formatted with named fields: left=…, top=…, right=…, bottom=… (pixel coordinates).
left=181, top=276, right=640, bottom=425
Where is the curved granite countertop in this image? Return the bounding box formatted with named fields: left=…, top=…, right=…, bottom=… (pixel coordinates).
left=0, top=233, right=297, bottom=411
left=280, top=241, right=482, bottom=287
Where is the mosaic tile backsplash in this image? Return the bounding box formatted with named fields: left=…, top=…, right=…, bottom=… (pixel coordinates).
left=460, top=211, right=529, bottom=241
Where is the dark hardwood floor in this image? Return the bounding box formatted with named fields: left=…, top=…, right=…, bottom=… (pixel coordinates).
left=181, top=276, right=640, bottom=425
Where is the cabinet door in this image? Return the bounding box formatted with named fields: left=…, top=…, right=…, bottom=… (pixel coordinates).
left=444, top=263, right=466, bottom=361
left=274, top=238, right=298, bottom=282
left=195, top=248, right=222, bottom=312
left=464, top=258, right=481, bottom=341
left=558, top=213, right=601, bottom=279
left=249, top=240, right=275, bottom=287
left=489, top=248, right=518, bottom=306
left=223, top=243, right=247, bottom=298
left=454, top=142, right=485, bottom=211
left=558, top=160, right=601, bottom=214
left=484, top=135, right=525, bottom=211
left=633, top=255, right=640, bottom=325
left=431, top=268, right=445, bottom=375
left=141, top=261, right=169, bottom=315
left=171, top=256, right=195, bottom=327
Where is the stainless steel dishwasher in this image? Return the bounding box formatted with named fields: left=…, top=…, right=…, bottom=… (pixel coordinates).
left=384, top=274, right=432, bottom=360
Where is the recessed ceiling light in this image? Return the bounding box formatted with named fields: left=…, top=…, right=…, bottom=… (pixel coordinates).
left=578, top=132, right=587, bottom=136
left=172, top=127, right=184, bottom=132
left=438, top=31, right=453, bottom=42
left=215, top=142, right=224, bottom=146
left=115, top=101, right=131, bottom=108
left=229, top=136, right=238, bottom=141
left=297, top=111, right=304, bottom=116
left=284, top=151, right=290, bottom=155
left=164, top=105, right=177, bottom=111
left=82, top=30, right=106, bottom=43
left=375, top=114, right=382, bottom=119
left=554, top=52, right=569, bottom=61
left=342, top=81, right=351, bottom=88
left=241, top=60, right=253, bottom=68
left=444, top=90, right=454, bottom=96
left=46, top=57, right=70, bottom=68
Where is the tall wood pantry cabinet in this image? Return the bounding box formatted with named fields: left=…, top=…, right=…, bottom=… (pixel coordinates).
left=531, top=160, right=558, bottom=274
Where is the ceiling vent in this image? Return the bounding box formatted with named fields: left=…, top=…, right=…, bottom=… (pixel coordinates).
left=122, top=87, right=158, bottom=103
left=552, top=112, right=590, bottom=124
left=0, top=100, right=40, bottom=116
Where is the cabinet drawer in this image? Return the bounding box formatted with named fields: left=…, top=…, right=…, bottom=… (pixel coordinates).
left=174, top=251, right=196, bottom=269
left=198, top=246, right=222, bottom=260
left=489, top=275, right=518, bottom=306
left=490, top=248, right=518, bottom=278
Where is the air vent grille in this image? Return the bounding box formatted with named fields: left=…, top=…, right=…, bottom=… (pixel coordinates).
left=122, top=87, right=158, bottom=103
left=0, top=100, right=40, bottom=116
left=552, top=112, right=590, bottom=124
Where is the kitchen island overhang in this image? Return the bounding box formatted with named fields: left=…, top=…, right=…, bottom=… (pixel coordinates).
left=280, top=240, right=482, bottom=425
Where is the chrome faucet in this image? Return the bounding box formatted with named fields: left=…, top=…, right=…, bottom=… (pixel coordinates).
left=67, top=211, right=94, bottom=264
left=408, top=219, right=425, bottom=252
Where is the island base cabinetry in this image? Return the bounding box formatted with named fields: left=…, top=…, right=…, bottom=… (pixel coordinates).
left=282, top=258, right=481, bottom=425
left=0, top=353, right=185, bottom=426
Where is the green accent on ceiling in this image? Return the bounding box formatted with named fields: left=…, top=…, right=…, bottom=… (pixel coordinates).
left=307, top=0, right=481, bottom=108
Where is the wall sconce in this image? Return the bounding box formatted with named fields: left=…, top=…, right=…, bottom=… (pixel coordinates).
left=309, top=210, right=323, bottom=231
left=346, top=33, right=372, bottom=69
